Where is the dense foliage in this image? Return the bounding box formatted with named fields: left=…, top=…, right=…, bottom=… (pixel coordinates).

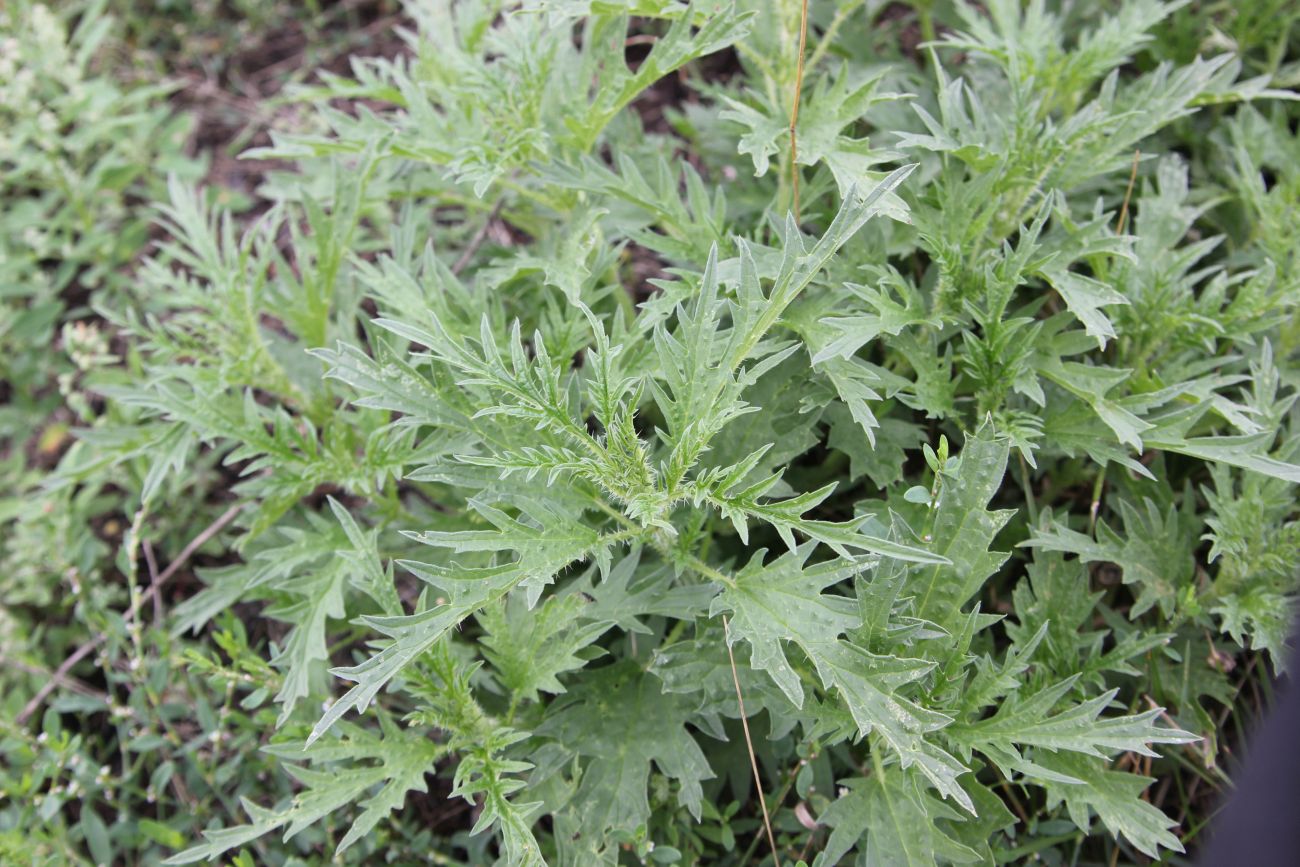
left=2, top=0, right=1298, bottom=864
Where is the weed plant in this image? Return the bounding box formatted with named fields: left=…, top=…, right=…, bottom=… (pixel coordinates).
left=2, top=0, right=1299, bottom=864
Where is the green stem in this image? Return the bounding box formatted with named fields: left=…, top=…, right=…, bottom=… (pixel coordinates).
left=1088, top=467, right=1106, bottom=535
left=1018, top=453, right=1038, bottom=526
left=869, top=736, right=886, bottom=779
left=679, top=551, right=737, bottom=589
left=917, top=2, right=937, bottom=46
left=804, top=0, right=869, bottom=72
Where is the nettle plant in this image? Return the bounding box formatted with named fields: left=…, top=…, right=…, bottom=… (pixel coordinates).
left=57, top=0, right=1298, bottom=864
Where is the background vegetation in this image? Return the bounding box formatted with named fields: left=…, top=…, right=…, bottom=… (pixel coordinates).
left=1, top=0, right=1297, bottom=864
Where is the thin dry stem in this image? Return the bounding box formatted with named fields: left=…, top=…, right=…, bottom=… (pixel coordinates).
left=16, top=502, right=245, bottom=726
left=1116, top=149, right=1140, bottom=235
left=453, top=198, right=506, bottom=274
left=724, top=615, right=781, bottom=867
left=994, top=765, right=1032, bottom=827
left=143, top=539, right=163, bottom=630
left=148, top=502, right=245, bottom=596
left=17, top=638, right=104, bottom=725
left=5, top=655, right=110, bottom=705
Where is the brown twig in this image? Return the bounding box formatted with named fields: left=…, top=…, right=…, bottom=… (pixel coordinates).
left=16, top=639, right=105, bottom=725
left=148, top=502, right=245, bottom=599
left=789, top=0, right=811, bottom=223
left=793, top=804, right=821, bottom=863
left=994, top=766, right=1032, bottom=827
left=1214, top=653, right=1261, bottom=732
left=3, top=656, right=110, bottom=705
left=1143, top=694, right=1186, bottom=732
left=1116, top=149, right=1140, bottom=235
left=724, top=615, right=781, bottom=867
left=1152, top=774, right=1173, bottom=813
left=125, top=501, right=248, bottom=629
left=143, top=540, right=163, bottom=630
left=452, top=198, right=506, bottom=274
left=15, top=502, right=245, bottom=726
